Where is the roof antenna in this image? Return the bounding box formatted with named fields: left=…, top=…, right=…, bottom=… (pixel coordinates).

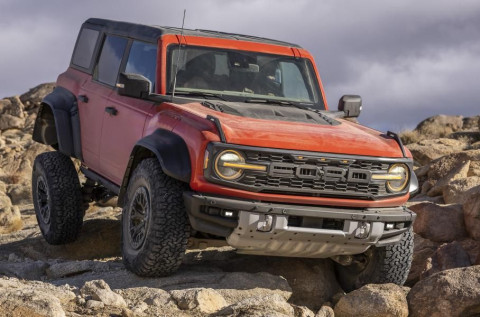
left=171, top=9, right=186, bottom=101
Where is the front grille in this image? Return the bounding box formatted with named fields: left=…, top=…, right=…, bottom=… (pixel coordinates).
left=239, top=150, right=390, bottom=199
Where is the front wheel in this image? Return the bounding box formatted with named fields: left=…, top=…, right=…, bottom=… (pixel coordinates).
left=122, top=158, right=190, bottom=277
left=335, top=227, right=414, bottom=292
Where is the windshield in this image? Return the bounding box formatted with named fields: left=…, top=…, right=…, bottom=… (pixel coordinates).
left=167, top=45, right=325, bottom=109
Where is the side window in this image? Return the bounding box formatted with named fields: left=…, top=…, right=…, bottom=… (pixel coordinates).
left=94, top=35, right=128, bottom=86
left=72, top=28, right=100, bottom=69
left=125, top=41, right=157, bottom=89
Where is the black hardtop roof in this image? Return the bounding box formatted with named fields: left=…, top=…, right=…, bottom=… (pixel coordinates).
left=84, top=18, right=302, bottom=48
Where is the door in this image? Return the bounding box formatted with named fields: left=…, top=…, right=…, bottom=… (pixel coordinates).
left=79, top=34, right=129, bottom=177
left=99, top=40, right=158, bottom=184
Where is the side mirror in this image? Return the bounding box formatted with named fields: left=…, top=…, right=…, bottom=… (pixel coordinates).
left=117, top=73, right=151, bottom=98
left=338, top=95, right=362, bottom=118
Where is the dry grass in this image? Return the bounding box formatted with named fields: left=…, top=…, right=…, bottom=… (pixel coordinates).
left=3, top=173, right=22, bottom=185
left=0, top=216, right=23, bottom=234
left=399, top=130, right=423, bottom=145
left=400, top=125, right=459, bottom=145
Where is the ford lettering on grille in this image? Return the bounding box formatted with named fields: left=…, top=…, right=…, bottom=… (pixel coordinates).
left=268, top=162, right=371, bottom=183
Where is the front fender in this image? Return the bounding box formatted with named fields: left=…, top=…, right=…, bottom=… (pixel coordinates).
left=118, top=129, right=191, bottom=206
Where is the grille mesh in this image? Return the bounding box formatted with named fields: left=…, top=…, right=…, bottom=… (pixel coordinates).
left=239, top=150, right=390, bottom=198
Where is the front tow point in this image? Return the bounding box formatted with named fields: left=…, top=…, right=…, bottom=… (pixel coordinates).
left=354, top=221, right=371, bottom=239
left=257, top=214, right=274, bottom=232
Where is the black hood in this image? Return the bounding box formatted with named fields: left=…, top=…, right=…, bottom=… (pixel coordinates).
left=201, top=101, right=339, bottom=126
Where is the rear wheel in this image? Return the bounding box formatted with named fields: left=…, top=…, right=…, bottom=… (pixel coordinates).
left=32, top=151, right=84, bottom=244
left=335, top=227, right=414, bottom=292
left=122, top=158, right=190, bottom=277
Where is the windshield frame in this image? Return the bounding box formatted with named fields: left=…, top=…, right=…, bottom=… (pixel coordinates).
left=165, top=44, right=326, bottom=110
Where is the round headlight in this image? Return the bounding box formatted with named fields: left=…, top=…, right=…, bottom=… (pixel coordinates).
left=387, top=163, right=409, bottom=192
left=214, top=150, right=245, bottom=180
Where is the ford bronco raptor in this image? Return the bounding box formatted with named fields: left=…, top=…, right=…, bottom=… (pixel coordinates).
left=32, top=18, right=418, bottom=291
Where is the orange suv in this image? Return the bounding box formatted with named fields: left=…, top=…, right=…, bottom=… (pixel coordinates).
left=31, top=18, right=417, bottom=291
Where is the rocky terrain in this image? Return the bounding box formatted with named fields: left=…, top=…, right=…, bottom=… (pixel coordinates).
left=0, top=84, right=479, bottom=316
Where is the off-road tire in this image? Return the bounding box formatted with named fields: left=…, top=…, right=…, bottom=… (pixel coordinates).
left=122, top=158, right=190, bottom=277
left=32, top=151, right=84, bottom=244
left=335, top=227, right=414, bottom=292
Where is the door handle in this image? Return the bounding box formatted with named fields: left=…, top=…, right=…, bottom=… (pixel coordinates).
left=78, top=95, right=89, bottom=103
left=105, top=106, right=118, bottom=116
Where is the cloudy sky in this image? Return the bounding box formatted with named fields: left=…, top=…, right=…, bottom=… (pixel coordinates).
left=1, top=0, right=479, bottom=131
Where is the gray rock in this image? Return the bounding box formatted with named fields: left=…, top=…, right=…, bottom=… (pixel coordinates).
left=0, top=288, right=66, bottom=317
left=46, top=260, right=110, bottom=279
left=80, top=279, right=127, bottom=308
left=218, top=294, right=294, bottom=317
left=0, top=260, right=48, bottom=280
left=86, top=299, right=104, bottom=310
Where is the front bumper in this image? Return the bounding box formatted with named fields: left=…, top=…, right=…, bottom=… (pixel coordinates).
left=183, top=192, right=416, bottom=258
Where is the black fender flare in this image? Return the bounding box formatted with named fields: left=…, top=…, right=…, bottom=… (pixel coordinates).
left=118, top=129, right=191, bottom=206
left=32, top=86, right=83, bottom=160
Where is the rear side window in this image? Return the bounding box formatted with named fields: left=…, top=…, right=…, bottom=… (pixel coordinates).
left=125, top=41, right=157, bottom=89
left=94, top=35, right=128, bottom=86
left=72, top=28, right=99, bottom=69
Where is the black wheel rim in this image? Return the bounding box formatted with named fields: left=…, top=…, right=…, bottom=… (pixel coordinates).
left=36, top=176, right=51, bottom=225
left=128, top=186, right=150, bottom=250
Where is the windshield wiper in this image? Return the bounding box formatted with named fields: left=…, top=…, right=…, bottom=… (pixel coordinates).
left=245, top=98, right=311, bottom=110
left=168, top=91, right=227, bottom=101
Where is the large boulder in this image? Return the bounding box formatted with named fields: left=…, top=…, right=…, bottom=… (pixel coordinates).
left=469, top=161, right=480, bottom=176
left=407, top=234, right=439, bottom=285
left=427, top=160, right=470, bottom=196
left=420, top=241, right=471, bottom=278
left=406, top=138, right=467, bottom=166
left=334, top=284, right=408, bottom=317
left=409, top=203, right=467, bottom=242
left=19, top=83, right=55, bottom=111
left=443, top=178, right=480, bottom=204
left=407, top=266, right=480, bottom=317
left=0, top=114, right=24, bottom=131
left=426, top=150, right=480, bottom=180
left=414, top=115, right=463, bottom=138
left=463, top=188, right=480, bottom=240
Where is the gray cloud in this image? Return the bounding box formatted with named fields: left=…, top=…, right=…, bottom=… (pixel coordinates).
left=0, top=0, right=479, bottom=131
